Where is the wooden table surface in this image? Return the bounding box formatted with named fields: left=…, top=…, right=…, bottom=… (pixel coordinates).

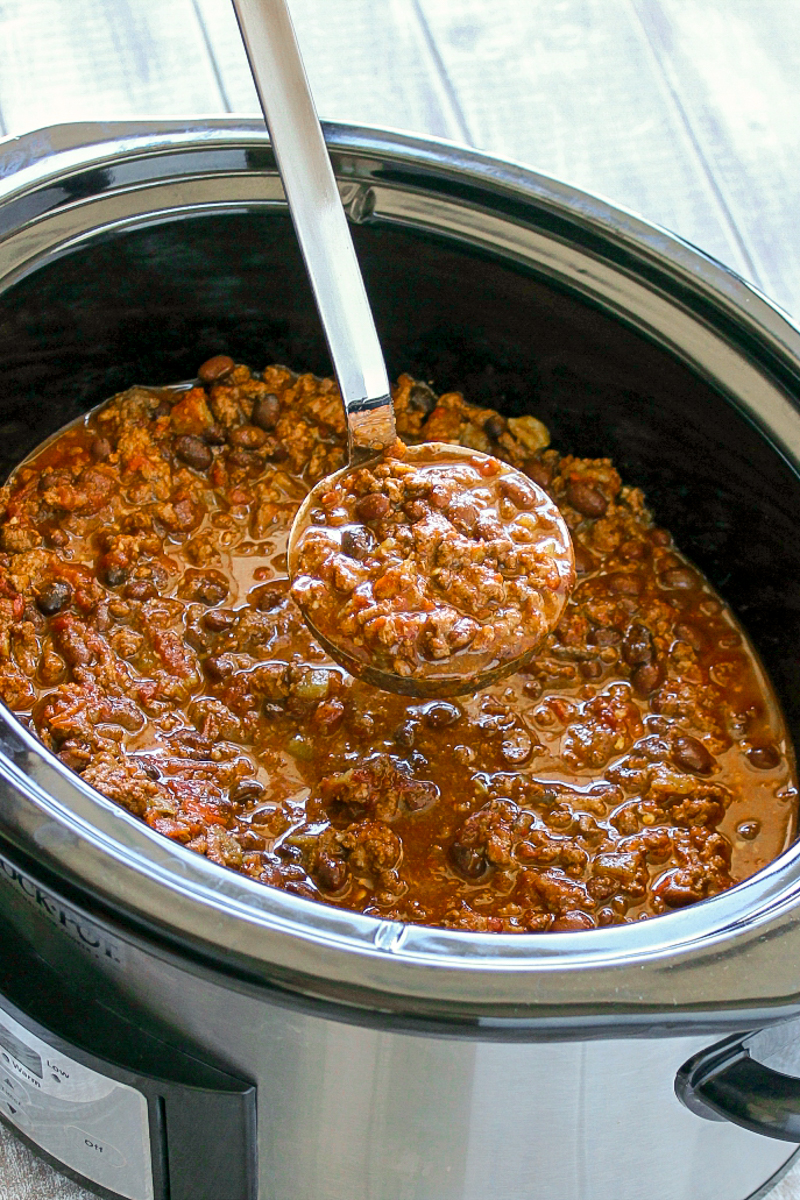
left=1, top=1, right=799, bottom=1197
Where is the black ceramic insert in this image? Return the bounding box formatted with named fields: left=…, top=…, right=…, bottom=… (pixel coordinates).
left=0, top=211, right=797, bottom=738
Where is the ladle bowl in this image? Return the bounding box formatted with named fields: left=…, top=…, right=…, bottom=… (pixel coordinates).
left=287, top=440, right=575, bottom=697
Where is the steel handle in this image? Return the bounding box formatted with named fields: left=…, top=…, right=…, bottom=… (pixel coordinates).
left=677, top=1032, right=800, bottom=1142
left=230, top=0, right=395, bottom=460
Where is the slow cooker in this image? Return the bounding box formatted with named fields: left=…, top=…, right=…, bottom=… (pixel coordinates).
left=1, top=118, right=800, bottom=1200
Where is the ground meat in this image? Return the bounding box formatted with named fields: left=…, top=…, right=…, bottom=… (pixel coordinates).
left=0, top=357, right=794, bottom=932
left=290, top=440, right=574, bottom=689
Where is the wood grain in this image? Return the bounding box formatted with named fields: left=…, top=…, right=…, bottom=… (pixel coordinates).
left=0, top=0, right=229, bottom=132
left=192, top=0, right=478, bottom=146
left=166, top=0, right=472, bottom=141
left=629, top=0, right=800, bottom=317
left=413, top=0, right=756, bottom=281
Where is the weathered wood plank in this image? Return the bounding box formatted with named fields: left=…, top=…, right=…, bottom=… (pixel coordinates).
left=629, top=0, right=800, bottom=317
left=193, top=0, right=471, bottom=141
left=0, top=0, right=229, bottom=133
left=413, top=0, right=759, bottom=287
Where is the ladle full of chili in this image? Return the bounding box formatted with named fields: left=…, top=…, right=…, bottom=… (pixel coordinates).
left=232, top=0, right=575, bottom=696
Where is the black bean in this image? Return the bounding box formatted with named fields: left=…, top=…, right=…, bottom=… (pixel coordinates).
left=483, top=413, right=507, bottom=440
left=354, top=493, right=391, bottom=522
left=675, top=622, right=705, bottom=652
left=498, top=473, right=539, bottom=509
left=672, top=735, right=715, bottom=775
left=747, top=744, right=781, bottom=770
left=178, top=569, right=230, bottom=606
left=196, top=578, right=229, bottom=606
left=35, top=580, right=72, bottom=615
left=408, top=382, right=437, bottom=415
left=573, top=543, right=597, bottom=575
left=205, top=655, right=234, bottom=680
left=526, top=458, right=552, bottom=489
left=175, top=435, right=212, bottom=471
left=622, top=622, right=653, bottom=666
left=341, top=526, right=375, bottom=560
left=660, top=567, right=697, bottom=590
left=609, top=572, right=642, bottom=596
left=102, top=564, right=128, bottom=588
left=203, top=608, right=235, bottom=632
left=124, top=579, right=157, bottom=602
left=566, top=478, right=608, bottom=518
left=551, top=911, right=596, bottom=932
left=231, top=778, right=265, bottom=805
left=316, top=853, right=349, bottom=893
left=252, top=393, right=281, bottom=430
left=198, top=354, right=235, bottom=383
left=203, top=424, right=227, bottom=445
left=631, top=660, right=661, bottom=697
left=447, top=495, right=479, bottom=533
left=250, top=582, right=287, bottom=612
left=393, top=720, right=416, bottom=748
left=449, top=842, right=488, bottom=880
left=423, top=701, right=461, bottom=729
left=90, top=436, right=112, bottom=462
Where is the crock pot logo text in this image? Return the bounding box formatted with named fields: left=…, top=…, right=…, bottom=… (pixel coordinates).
left=0, top=857, right=122, bottom=964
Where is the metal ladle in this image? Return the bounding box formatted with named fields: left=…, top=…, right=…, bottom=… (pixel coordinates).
left=231, top=0, right=395, bottom=465
left=231, top=0, right=574, bottom=697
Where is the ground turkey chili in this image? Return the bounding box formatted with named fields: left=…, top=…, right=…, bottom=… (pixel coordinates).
left=289, top=441, right=575, bottom=688
left=0, top=358, right=795, bottom=931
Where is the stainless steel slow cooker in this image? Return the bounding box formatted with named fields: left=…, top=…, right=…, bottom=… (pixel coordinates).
left=1, top=119, right=800, bottom=1200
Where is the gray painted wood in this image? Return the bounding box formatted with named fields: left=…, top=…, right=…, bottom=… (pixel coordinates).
left=193, top=0, right=471, bottom=140
left=0, top=0, right=230, bottom=130
left=629, top=0, right=800, bottom=317
left=413, top=0, right=757, bottom=283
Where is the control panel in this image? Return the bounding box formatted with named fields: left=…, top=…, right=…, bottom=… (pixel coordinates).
left=0, top=1005, right=153, bottom=1199
left=0, top=888, right=256, bottom=1200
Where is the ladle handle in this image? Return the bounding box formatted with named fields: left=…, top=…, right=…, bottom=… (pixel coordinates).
left=231, top=0, right=396, bottom=460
